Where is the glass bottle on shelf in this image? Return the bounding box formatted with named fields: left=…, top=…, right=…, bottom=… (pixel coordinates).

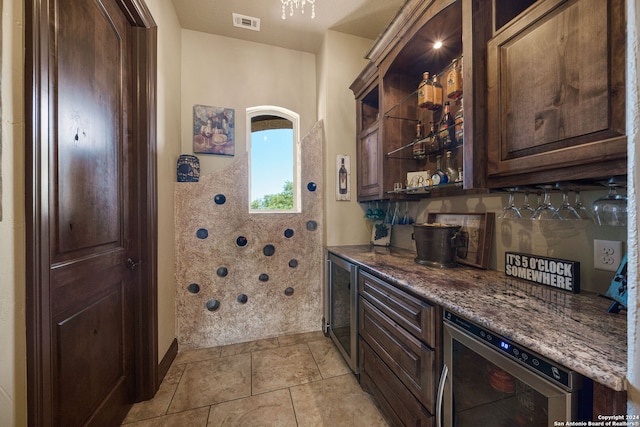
left=455, top=167, right=463, bottom=183
left=447, top=57, right=463, bottom=100
left=454, top=98, right=464, bottom=146
left=430, top=75, right=443, bottom=111
left=417, top=72, right=434, bottom=109
left=413, top=121, right=426, bottom=160
left=431, top=155, right=449, bottom=186
left=426, top=122, right=440, bottom=154
left=438, top=102, right=455, bottom=149
left=445, top=150, right=458, bottom=182
left=424, top=170, right=432, bottom=188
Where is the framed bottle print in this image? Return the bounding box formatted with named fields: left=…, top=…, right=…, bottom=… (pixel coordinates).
left=336, top=154, right=350, bottom=201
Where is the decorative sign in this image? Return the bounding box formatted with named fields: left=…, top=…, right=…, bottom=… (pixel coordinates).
left=505, top=252, right=580, bottom=293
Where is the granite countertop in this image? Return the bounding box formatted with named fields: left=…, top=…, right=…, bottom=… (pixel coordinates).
left=327, top=244, right=627, bottom=392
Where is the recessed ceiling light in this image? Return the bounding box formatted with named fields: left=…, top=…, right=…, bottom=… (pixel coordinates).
left=433, top=40, right=443, bottom=49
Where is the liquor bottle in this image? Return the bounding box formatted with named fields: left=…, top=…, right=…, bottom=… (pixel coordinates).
left=426, top=122, right=440, bottom=154
left=413, top=132, right=426, bottom=160
left=417, top=72, right=433, bottom=109
left=430, top=75, right=443, bottom=111
left=438, top=102, right=455, bottom=149
left=447, top=57, right=463, bottom=100
left=431, top=155, right=448, bottom=185
left=445, top=150, right=458, bottom=182
left=424, top=170, right=432, bottom=187
left=454, top=98, right=464, bottom=146
left=339, top=158, right=348, bottom=194
left=455, top=167, right=463, bottom=183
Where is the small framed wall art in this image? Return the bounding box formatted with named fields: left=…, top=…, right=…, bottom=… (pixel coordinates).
left=336, top=154, right=350, bottom=201
left=193, top=104, right=235, bottom=156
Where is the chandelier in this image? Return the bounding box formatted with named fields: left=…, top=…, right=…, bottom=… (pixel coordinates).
left=281, top=0, right=316, bottom=19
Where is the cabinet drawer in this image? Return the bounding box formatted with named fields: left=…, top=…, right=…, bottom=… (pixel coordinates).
left=359, top=270, right=438, bottom=347
left=360, top=297, right=437, bottom=413
left=360, top=338, right=433, bottom=427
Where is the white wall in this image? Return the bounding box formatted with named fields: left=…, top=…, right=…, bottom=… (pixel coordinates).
left=0, top=1, right=26, bottom=425
left=144, top=0, right=182, bottom=362
left=626, top=0, right=640, bottom=415
left=180, top=30, right=317, bottom=177
left=318, top=30, right=373, bottom=246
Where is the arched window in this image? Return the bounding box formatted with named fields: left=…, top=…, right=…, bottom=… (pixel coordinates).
left=247, top=106, right=301, bottom=213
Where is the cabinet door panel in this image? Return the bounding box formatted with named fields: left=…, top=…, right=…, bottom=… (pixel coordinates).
left=359, top=270, right=438, bottom=347
left=360, top=297, right=437, bottom=412
left=360, top=339, right=434, bottom=427
left=486, top=0, right=626, bottom=183
left=358, top=124, right=382, bottom=200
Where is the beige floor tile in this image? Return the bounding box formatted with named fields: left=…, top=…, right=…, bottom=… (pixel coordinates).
left=277, top=331, right=326, bottom=347
left=307, top=339, right=351, bottom=379
left=219, top=337, right=279, bottom=357
left=251, top=343, right=322, bottom=394
left=122, top=406, right=210, bottom=427
left=290, top=374, right=389, bottom=427
left=123, top=363, right=186, bottom=423
left=174, top=346, right=222, bottom=365
left=168, top=353, right=251, bottom=413
left=207, top=389, right=297, bottom=427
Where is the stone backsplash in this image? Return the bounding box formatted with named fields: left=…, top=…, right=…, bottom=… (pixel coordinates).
left=174, top=121, right=324, bottom=349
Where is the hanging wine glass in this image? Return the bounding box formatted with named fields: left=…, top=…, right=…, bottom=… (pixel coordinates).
left=517, top=187, right=535, bottom=217
left=531, top=185, right=557, bottom=220
left=592, top=178, right=627, bottom=226
left=365, top=202, right=374, bottom=219
left=554, top=187, right=581, bottom=220
left=498, top=188, right=522, bottom=220
left=572, top=188, right=593, bottom=221
left=373, top=202, right=385, bottom=220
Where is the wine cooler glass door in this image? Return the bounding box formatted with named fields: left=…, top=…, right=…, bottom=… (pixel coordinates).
left=442, top=322, right=576, bottom=427
left=328, top=254, right=358, bottom=373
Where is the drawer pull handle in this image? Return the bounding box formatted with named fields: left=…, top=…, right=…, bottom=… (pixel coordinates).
left=436, top=364, right=448, bottom=427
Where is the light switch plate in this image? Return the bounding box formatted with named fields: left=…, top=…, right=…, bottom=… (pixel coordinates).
left=594, top=239, right=623, bottom=272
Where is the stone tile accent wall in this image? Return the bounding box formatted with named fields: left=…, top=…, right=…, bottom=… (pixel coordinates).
left=175, top=121, right=324, bottom=349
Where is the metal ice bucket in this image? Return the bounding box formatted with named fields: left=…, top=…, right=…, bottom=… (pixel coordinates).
left=412, top=223, right=465, bottom=268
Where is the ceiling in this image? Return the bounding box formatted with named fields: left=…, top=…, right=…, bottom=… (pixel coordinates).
left=170, top=0, right=407, bottom=53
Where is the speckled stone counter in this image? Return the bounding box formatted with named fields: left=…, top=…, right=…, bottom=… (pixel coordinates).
left=327, top=245, right=627, bottom=392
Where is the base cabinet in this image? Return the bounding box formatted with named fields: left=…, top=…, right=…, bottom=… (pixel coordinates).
left=358, top=270, right=441, bottom=426
left=360, top=340, right=434, bottom=427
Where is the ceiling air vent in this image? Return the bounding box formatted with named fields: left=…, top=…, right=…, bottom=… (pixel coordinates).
left=232, top=13, right=261, bottom=32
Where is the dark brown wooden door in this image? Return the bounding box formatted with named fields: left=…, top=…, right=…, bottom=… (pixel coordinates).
left=26, top=0, right=159, bottom=425
left=52, top=0, right=135, bottom=425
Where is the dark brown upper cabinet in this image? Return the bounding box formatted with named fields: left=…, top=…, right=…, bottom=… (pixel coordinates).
left=351, top=0, right=493, bottom=202
left=486, top=0, right=626, bottom=187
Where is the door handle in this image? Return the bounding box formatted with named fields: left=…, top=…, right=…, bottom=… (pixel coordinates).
left=436, top=363, right=449, bottom=427
left=126, top=258, right=141, bottom=270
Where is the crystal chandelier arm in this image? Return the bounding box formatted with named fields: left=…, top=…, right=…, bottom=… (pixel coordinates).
left=281, top=0, right=316, bottom=19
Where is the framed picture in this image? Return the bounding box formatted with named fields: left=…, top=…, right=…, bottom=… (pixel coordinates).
left=426, top=212, right=495, bottom=269
left=193, top=104, right=235, bottom=156
left=336, top=154, right=350, bottom=201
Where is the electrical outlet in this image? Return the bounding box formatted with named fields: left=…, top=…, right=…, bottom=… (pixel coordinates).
left=594, top=240, right=623, bottom=272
